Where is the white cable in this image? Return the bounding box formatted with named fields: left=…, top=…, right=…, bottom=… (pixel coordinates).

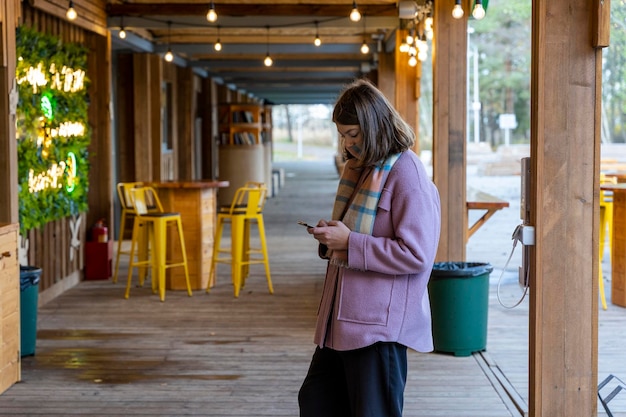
left=496, top=226, right=529, bottom=309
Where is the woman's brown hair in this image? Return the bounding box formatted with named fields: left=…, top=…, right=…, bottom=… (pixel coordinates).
left=333, top=78, right=415, bottom=167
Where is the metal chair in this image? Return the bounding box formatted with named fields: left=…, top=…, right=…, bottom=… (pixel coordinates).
left=125, top=186, right=192, bottom=301
left=208, top=184, right=273, bottom=297
left=113, top=182, right=143, bottom=283
left=598, top=374, right=626, bottom=417
left=599, top=173, right=617, bottom=310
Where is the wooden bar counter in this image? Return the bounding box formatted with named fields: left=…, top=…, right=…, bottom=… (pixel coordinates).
left=150, top=181, right=229, bottom=291
left=0, top=223, right=20, bottom=394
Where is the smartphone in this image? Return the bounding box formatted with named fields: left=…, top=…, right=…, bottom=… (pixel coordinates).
left=297, top=220, right=315, bottom=228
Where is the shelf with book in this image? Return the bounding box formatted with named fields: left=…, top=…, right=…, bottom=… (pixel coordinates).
left=217, top=103, right=265, bottom=205
left=218, top=104, right=262, bottom=146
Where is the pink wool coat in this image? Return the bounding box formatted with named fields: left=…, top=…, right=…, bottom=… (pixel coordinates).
left=314, top=150, right=441, bottom=352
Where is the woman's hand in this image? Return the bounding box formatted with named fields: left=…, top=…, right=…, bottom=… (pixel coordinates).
left=309, top=220, right=351, bottom=250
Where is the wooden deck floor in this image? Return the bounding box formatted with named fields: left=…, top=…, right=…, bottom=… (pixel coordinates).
left=1, top=158, right=625, bottom=416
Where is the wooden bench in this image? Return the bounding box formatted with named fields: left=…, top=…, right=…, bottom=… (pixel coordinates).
left=466, top=187, right=510, bottom=241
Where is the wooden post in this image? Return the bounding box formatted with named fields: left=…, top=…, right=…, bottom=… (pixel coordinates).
left=200, top=77, right=219, bottom=180
left=377, top=29, right=419, bottom=154
left=393, top=32, right=418, bottom=153
left=0, top=0, right=19, bottom=224
left=133, top=54, right=154, bottom=181
left=529, top=0, right=601, bottom=414
left=176, top=67, right=195, bottom=181
left=432, top=0, right=467, bottom=262
left=86, top=32, right=113, bottom=236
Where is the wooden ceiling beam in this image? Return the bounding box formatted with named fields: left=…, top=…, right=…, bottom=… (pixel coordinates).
left=106, top=3, right=398, bottom=17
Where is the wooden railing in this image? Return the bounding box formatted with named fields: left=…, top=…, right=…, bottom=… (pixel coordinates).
left=22, top=214, right=86, bottom=292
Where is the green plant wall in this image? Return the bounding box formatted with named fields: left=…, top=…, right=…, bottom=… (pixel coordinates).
left=15, top=26, right=91, bottom=234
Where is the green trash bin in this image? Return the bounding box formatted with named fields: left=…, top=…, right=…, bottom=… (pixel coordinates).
left=20, top=265, right=41, bottom=357
left=428, top=262, right=493, bottom=357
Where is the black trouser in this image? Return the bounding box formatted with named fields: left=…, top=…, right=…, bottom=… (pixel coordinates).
left=298, top=342, right=408, bottom=417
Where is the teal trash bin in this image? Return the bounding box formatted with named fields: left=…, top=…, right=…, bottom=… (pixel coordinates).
left=20, top=265, right=41, bottom=357
left=428, top=262, right=493, bottom=357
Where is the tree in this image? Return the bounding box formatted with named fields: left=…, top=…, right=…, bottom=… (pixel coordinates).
left=602, top=0, right=626, bottom=143
left=471, top=0, right=532, bottom=146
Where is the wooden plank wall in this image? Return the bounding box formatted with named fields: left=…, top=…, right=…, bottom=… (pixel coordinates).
left=28, top=0, right=107, bottom=37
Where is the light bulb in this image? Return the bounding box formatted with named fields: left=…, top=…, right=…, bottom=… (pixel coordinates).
left=360, top=41, right=369, bottom=54
left=350, top=3, right=361, bottom=22
left=206, top=1, right=217, bottom=22
left=418, top=50, right=428, bottom=61
left=66, top=1, right=77, bottom=20
left=119, top=28, right=127, bottom=39
left=472, top=4, right=486, bottom=20
left=425, top=17, right=433, bottom=31
left=406, top=34, right=414, bottom=45
left=264, top=54, right=273, bottom=67
left=207, top=8, right=217, bottom=22
left=164, top=50, right=174, bottom=62
left=314, top=36, right=321, bottom=47
left=214, top=40, right=222, bottom=51
left=399, top=42, right=410, bottom=53
left=452, top=4, right=464, bottom=19
left=408, top=55, right=418, bottom=67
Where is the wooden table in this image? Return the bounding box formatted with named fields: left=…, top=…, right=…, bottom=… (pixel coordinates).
left=466, top=187, right=510, bottom=241
left=600, top=182, right=626, bottom=307
left=150, top=180, right=229, bottom=291
left=603, top=171, right=626, bottom=183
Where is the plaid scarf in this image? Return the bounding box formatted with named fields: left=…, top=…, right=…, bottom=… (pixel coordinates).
left=332, top=153, right=401, bottom=235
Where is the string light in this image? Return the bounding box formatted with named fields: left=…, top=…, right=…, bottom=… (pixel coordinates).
left=417, top=37, right=428, bottom=61
left=206, top=1, right=218, bottom=22
left=349, top=1, right=361, bottom=22
left=66, top=0, right=77, bottom=20
left=360, top=13, right=369, bottom=54
left=452, top=0, right=464, bottom=19
left=406, top=29, right=415, bottom=46
left=214, top=25, right=222, bottom=51
left=264, top=26, right=273, bottom=67
left=119, top=16, right=126, bottom=39
left=472, top=0, right=486, bottom=20
left=314, top=21, right=321, bottom=47
left=360, top=40, right=370, bottom=54
left=164, top=22, right=174, bottom=62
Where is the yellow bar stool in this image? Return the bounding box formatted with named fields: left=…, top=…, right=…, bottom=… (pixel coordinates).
left=125, top=186, right=192, bottom=301
left=208, top=184, right=273, bottom=297
left=599, top=173, right=617, bottom=310
left=113, top=182, right=143, bottom=283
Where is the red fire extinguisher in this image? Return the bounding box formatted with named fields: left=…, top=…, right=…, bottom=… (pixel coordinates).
left=92, top=219, right=108, bottom=243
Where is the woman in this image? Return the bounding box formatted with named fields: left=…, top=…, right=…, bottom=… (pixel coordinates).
left=298, top=79, right=441, bottom=417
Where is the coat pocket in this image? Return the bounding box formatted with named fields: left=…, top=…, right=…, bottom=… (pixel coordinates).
left=337, top=269, right=394, bottom=325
